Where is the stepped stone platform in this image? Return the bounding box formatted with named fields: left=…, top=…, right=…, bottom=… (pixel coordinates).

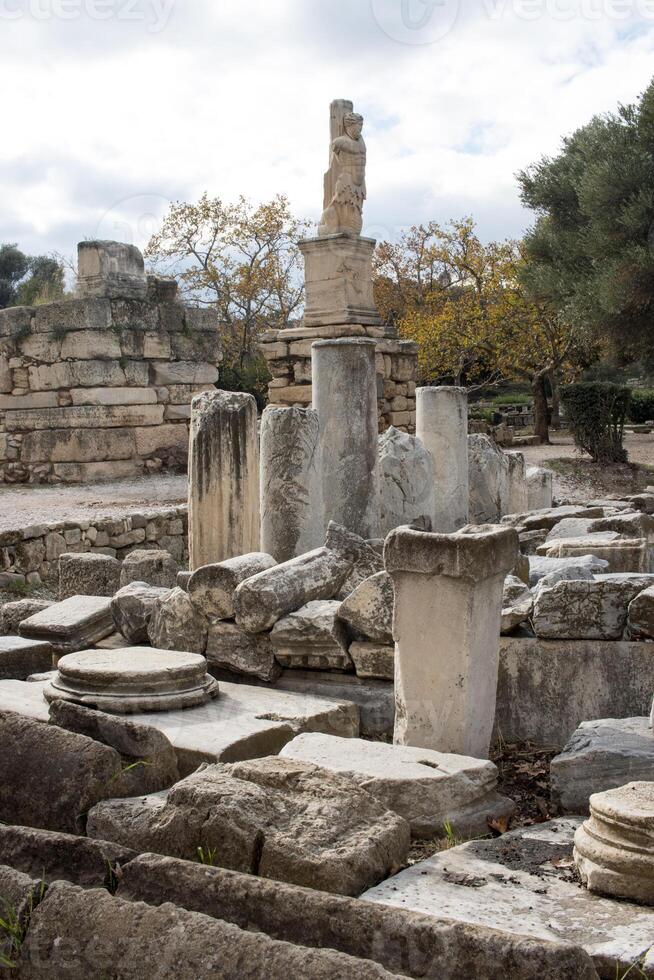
left=362, top=819, right=654, bottom=977
left=0, top=676, right=359, bottom=775
left=43, top=647, right=219, bottom=713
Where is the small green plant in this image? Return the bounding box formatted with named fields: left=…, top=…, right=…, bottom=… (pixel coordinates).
left=0, top=877, right=46, bottom=968
left=6, top=580, right=34, bottom=597
left=442, top=821, right=460, bottom=849
left=562, top=382, right=631, bottom=464
left=615, top=950, right=650, bottom=979
left=196, top=846, right=217, bottom=866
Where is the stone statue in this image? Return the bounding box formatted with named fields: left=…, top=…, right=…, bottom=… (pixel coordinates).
left=319, top=99, right=367, bottom=237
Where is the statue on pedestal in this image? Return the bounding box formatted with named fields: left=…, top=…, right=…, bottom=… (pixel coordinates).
left=318, top=100, right=367, bottom=237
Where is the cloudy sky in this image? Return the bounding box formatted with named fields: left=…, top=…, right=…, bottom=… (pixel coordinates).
left=2, top=0, right=654, bottom=262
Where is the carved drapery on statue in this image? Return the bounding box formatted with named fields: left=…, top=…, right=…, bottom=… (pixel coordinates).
left=318, top=99, right=367, bottom=237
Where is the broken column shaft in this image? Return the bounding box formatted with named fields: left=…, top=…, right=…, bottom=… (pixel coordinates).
left=416, top=387, right=469, bottom=532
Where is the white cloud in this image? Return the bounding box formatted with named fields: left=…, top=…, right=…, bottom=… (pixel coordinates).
left=1, top=0, right=653, bottom=256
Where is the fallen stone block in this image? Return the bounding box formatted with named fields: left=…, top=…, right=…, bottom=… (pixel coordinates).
left=362, top=819, right=653, bottom=978
left=271, top=600, right=352, bottom=671
left=574, top=782, right=654, bottom=904
left=531, top=566, right=596, bottom=593
left=111, top=581, right=171, bottom=644
left=188, top=552, right=277, bottom=621
left=349, top=641, right=394, bottom=681
left=19, top=595, right=114, bottom=655
left=628, top=584, right=654, bottom=638
left=58, top=552, right=120, bottom=600
left=233, top=547, right=351, bottom=634
left=325, top=522, right=384, bottom=598
left=468, top=435, right=509, bottom=523
left=120, top=548, right=179, bottom=589
left=532, top=578, right=650, bottom=640
left=17, top=880, right=397, bottom=980
left=280, top=733, right=514, bottom=840
left=378, top=427, right=435, bottom=536
left=527, top=554, right=608, bottom=587
left=148, top=587, right=209, bottom=653
left=0, top=824, right=135, bottom=887
left=0, top=599, right=53, bottom=636
left=551, top=717, right=654, bottom=814
left=538, top=536, right=649, bottom=575
left=338, top=571, right=394, bottom=643
left=117, top=852, right=598, bottom=980
left=88, top=756, right=409, bottom=896
left=205, top=620, right=280, bottom=683
left=0, top=636, right=53, bottom=680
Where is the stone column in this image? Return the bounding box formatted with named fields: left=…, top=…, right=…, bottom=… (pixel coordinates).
left=385, top=525, right=518, bottom=758
left=506, top=452, right=528, bottom=516
left=416, top=387, right=469, bottom=532
left=312, top=338, right=379, bottom=538
left=260, top=405, right=323, bottom=563
left=188, top=390, right=259, bottom=570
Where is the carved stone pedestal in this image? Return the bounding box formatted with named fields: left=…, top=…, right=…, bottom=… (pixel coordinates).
left=300, top=234, right=381, bottom=328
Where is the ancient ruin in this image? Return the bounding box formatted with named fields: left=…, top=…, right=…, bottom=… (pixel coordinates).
left=0, top=97, right=653, bottom=979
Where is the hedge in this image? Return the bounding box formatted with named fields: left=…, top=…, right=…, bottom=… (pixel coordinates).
left=628, top=389, right=654, bottom=424
left=561, top=382, right=631, bottom=463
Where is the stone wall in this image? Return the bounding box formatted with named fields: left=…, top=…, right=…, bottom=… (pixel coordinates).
left=0, top=246, right=222, bottom=485
left=0, top=505, right=188, bottom=588
left=260, top=324, right=418, bottom=433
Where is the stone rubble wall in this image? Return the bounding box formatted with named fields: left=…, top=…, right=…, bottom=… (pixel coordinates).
left=0, top=506, right=188, bottom=589
left=0, top=295, right=222, bottom=484
left=260, top=324, right=418, bottom=433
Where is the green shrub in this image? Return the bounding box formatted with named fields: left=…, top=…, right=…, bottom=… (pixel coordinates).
left=561, top=382, right=631, bottom=463
left=628, top=389, right=654, bottom=424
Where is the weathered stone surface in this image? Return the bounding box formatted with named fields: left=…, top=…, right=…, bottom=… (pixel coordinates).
left=21, top=426, right=137, bottom=463
left=272, top=600, right=352, bottom=671
left=504, top=505, right=606, bottom=532
left=574, top=782, right=654, bottom=904
left=260, top=406, right=323, bottom=563
left=60, top=328, right=122, bottom=360
left=188, top=553, right=277, bottom=621
left=468, top=435, right=509, bottom=523
left=119, top=548, right=179, bottom=589
left=496, top=637, right=654, bottom=749
left=111, top=582, right=171, bottom=644
left=539, top=536, right=649, bottom=575
left=378, top=427, right=435, bottom=536
left=416, top=387, right=469, bottom=532
left=32, top=296, right=112, bottom=334
left=627, top=584, right=654, bottom=638
left=325, top=521, right=384, bottom=598
left=528, top=554, right=609, bottom=587
left=313, top=338, right=380, bottom=538
left=5, top=403, right=164, bottom=431
left=135, top=422, right=188, bottom=457
left=45, top=647, right=219, bottom=714
left=0, top=599, right=52, bottom=636
left=531, top=565, right=596, bottom=592
left=0, top=636, right=53, bottom=680
left=501, top=575, right=533, bottom=634
left=281, top=734, right=514, bottom=840
left=233, top=547, right=351, bottom=634
left=58, top=552, right=121, bottom=600
left=69, top=385, right=157, bottom=406
left=17, top=880, right=399, bottom=979
left=526, top=466, right=553, bottom=511
left=77, top=240, right=147, bottom=299
left=338, top=571, right=394, bottom=643
left=349, top=641, right=394, bottom=680
left=88, top=756, right=409, bottom=895
left=152, top=361, right=219, bottom=385
left=147, top=588, right=209, bottom=654
left=188, top=390, right=260, bottom=569
left=363, top=819, right=652, bottom=977
left=533, top=578, right=649, bottom=640
left=551, top=717, right=654, bottom=814
left=0, top=824, right=135, bottom=887
left=0, top=864, right=44, bottom=962
left=205, top=621, right=280, bottom=683
left=505, top=452, right=528, bottom=515
left=19, top=595, right=114, bottom=654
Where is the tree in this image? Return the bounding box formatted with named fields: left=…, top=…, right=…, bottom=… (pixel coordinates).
left=518, top=78, right=654, bottom=366
left=146, top=194, right=310, bottom=370
left=15, top=255, right=65, bottom=307
left=0, top=244, right=29, bottom=309
left=374, top=220, right=589, bottom=442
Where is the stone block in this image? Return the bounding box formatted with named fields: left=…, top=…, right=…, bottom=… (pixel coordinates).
left=152, top=361, right=219, bottom=385
left=188, top=553, right=277, bottom=621
left=110, top=298, right=159, bottom=331
left=300, top=234, right=380, bottom=327
left=378, top=427, right=435, bottom=536
left=0, top=391, right=59, bottom=411
left=468, top=434, right=509, bottom=523
left=539, top=536, right=649, bottom=575
left=1, top=600, right=53, bottom=636
left=28, top=358, right=149, bottom=391
left=53, top=460, right=144, bottom=483
left=0, top=637, right=53, bottom=680
left=17, top=332, right=62, bottom=362
left=164, top=404, right=191, bottom=421
left=69, top=386, right=157, bottom=406
left=60, top=329, right=122, bottom=361
left=349, top=641, right=394, bottom=680
left=20, top=426, right=136, bottom=464
left=32, top=298, right=112, bottom=335
left=148, top=588, right=208, bottom=654
left=143, top=331, right=172, bottom=359
left=528, top=554, right=609, bottom=587
left=268, top=384, right=313, bottom=405
left=271, top=600, right=352, bottom=672
left=19, top=595, right=114, bottom=655
left=628, top=584, right=654, bottom=638
left=532, top=577, right=649, bottom=639
left=0, top=824, right=135, bottom=887
left=338, top=571, right=394, bottom=643
left=135, top=423, right=188, bottom=457
left=88, top=756, right=409, bottom=896
left=281, top=734, right=514, bottom=840
left=205, top=621, right=281, bottom=683
left=120, top=549, right=179, bottom=589
left=6, top=404, right=164, bottom=431
left=111, top=582, right=171, bottom=644
left=0, top=305, right=33, bottom=339
left=58, top=552, right=121, bottom=600
left=77, top=241, right=147, bottom=300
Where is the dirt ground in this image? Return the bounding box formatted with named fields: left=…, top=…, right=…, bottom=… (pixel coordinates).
left=519, top=431, right=654, bottom=503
